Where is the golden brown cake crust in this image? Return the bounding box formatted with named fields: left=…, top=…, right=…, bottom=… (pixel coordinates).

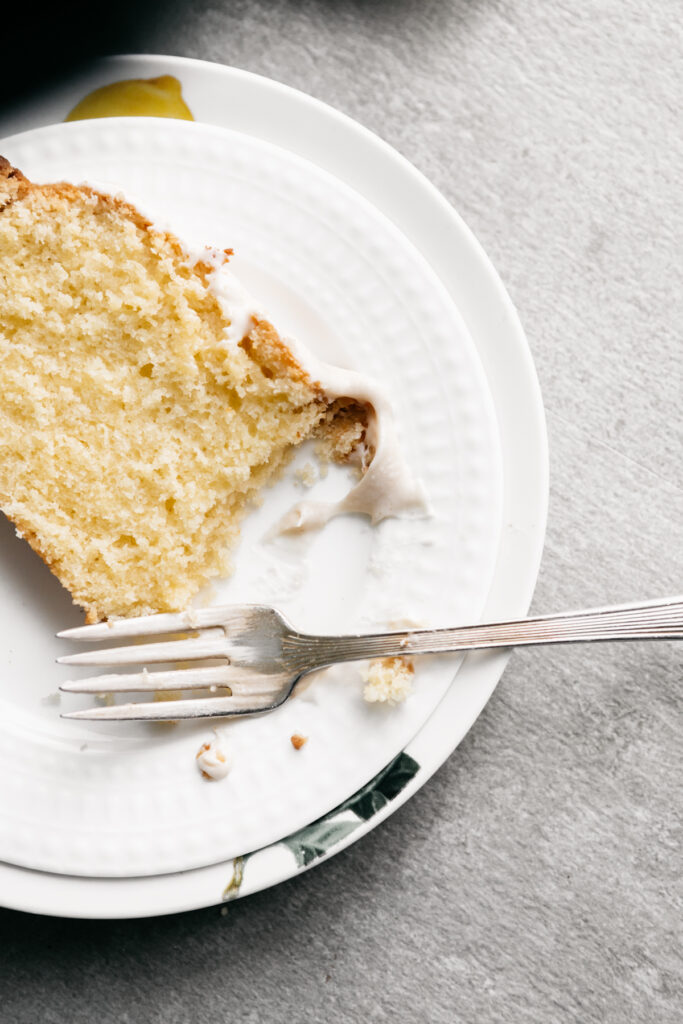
left=0, top=156, right=29, bottom=209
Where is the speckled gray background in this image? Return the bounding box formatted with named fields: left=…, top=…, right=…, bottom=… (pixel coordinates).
left=1, top=2, right=681, bottom=1021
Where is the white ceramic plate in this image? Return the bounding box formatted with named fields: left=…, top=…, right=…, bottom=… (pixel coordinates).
left=0, top=116, right=502, bottom=877
left=0, top=56, right=547, bottom=917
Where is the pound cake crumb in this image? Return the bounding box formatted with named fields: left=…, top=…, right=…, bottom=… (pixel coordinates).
left=361, top=656, right=414, bottom=705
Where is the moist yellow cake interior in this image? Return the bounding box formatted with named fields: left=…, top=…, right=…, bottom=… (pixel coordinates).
left=0, top=159, right=365, bottom=622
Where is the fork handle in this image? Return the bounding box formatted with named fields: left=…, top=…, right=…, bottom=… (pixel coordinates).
left=304, top=597, right=683, bottom=666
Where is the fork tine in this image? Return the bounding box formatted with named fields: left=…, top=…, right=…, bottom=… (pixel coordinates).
left=55, top=602, right=266, bottom=643
left=59, top=665, right=234, bottom=693
left=56, top=606, right=238, bottom=641
left=60, top=692, right=283, bottom=721
left=59, top=664, right=280, bottom=694
left=57, top=634, right=229, bottom=667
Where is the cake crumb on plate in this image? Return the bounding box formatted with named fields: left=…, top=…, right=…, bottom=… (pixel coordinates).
left=294, top=461, right=318, bottom=487
left=361, top=656, right=414, bottom=705
left=196, top=737, right=231, bottom=780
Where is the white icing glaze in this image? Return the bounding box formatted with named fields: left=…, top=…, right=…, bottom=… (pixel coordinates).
left=196, top=737, right=231, bottom=780
left=274, top=335, right=430, bottom=532
left=179, top=244, right=259, bottom=347
left=206, top=262, right=258, bottom=346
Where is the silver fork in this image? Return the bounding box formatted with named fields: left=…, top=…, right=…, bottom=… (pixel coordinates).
left=56, top=597, right=683, bottom=721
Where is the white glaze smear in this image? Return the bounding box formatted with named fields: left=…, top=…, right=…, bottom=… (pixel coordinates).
left=206, top=261, right=257, bottom=346
left=275, top=336, right=429, bottom=533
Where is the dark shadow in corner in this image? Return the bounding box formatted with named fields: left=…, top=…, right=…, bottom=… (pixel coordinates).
left=0, top=0, right=161, bottom=110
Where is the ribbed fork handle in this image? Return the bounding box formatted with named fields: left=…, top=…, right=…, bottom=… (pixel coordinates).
left=302, top=597, right=683, bottom=667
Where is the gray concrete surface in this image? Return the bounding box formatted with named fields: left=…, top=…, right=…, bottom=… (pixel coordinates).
left=1, top=1, right=681, bottom=1021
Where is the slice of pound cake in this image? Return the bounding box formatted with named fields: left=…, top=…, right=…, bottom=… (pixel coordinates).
left=0, top=158, right=367, bottom=622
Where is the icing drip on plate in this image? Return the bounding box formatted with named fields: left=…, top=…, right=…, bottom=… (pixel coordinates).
left=274, top=335, right=429, bottom=532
